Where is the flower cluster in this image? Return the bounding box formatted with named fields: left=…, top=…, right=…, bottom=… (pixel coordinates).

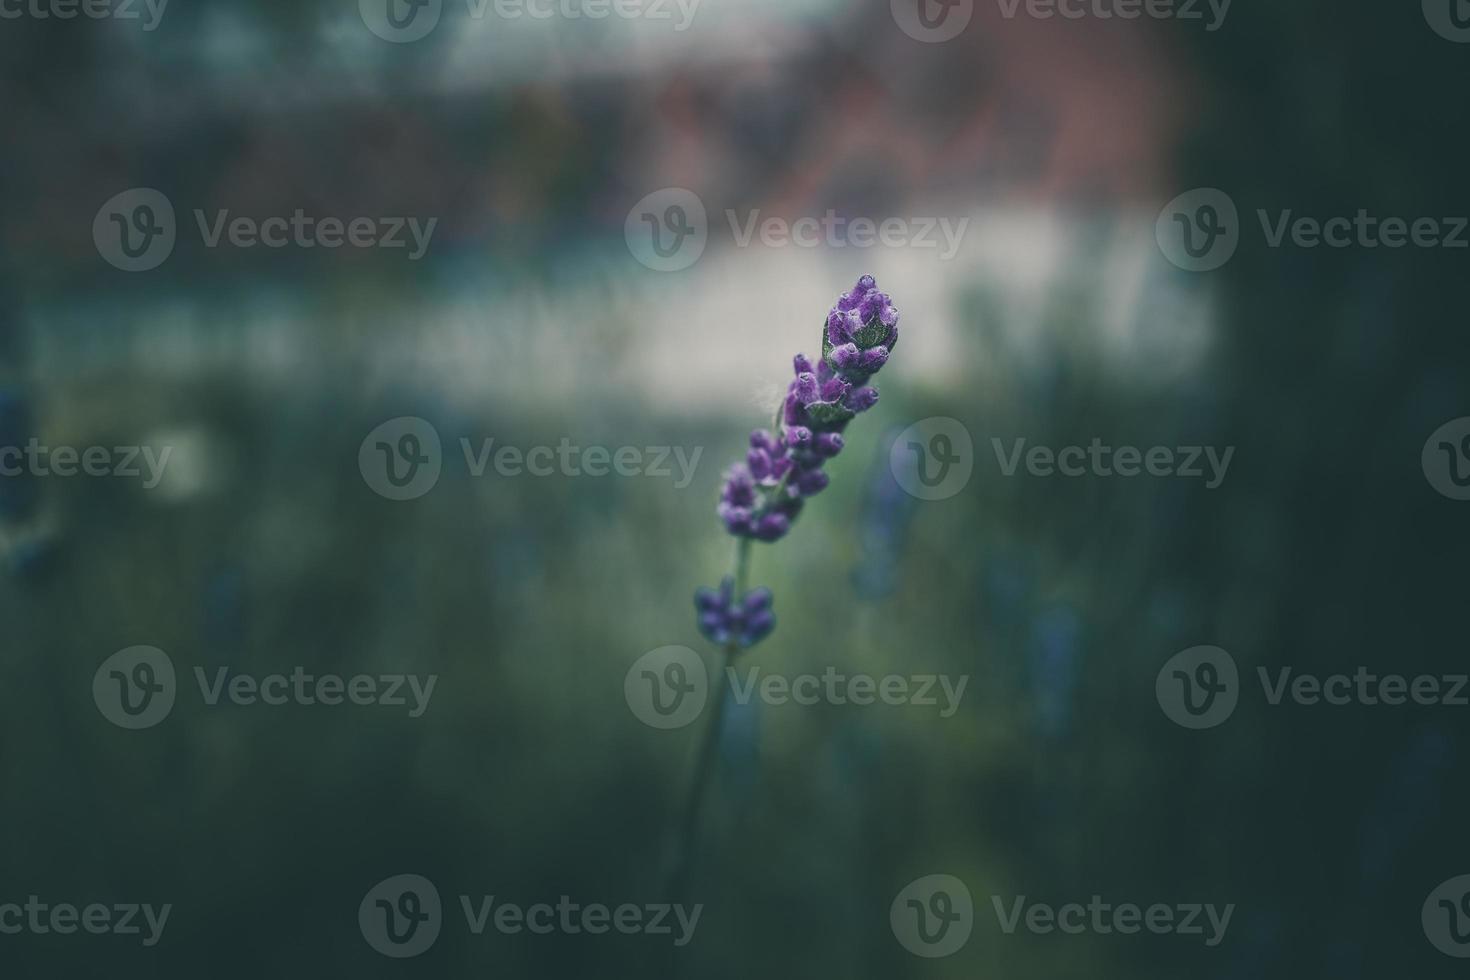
left=716, top=274, right=900, bottom=543
left=695, top=577, right=775, bottom=649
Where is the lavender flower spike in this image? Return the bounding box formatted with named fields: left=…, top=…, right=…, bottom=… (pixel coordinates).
left=697, top=274, right=902, bottom=650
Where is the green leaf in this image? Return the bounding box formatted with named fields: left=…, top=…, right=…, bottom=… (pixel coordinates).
left=805, top=400, right=855, bottom=426
left=855, top=319, right=887, bottom=349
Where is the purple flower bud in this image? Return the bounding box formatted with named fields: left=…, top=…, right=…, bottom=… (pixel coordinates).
left=694, top=586, right=722, bottom=612
left=859, top=289, right=888, bottom=323
left=785, top=425, right=813, bottom=447
left=742, top=587, right=773, bottom=614
left=754, top=512, right=790, bottom=542
left=722, top=464, right=756, bottom=506
left=819, top=377, right=851, bottom=402
left=844, top=309, right=863, bottom=337
left=793, top=372, right=819, bottom=405
left=844, top=386, right=879, bottom=413
left=750, top=428, right=778, bottom=453
left=783, top=393, right=805, bottom=427
left=826, top=310, right=853, bottom=345
left=771, top=454, right=793, bottom=480
left=793, top=353, right=815, bottom=376
left=795, top=467, right=830, bottom=496
left=747, top=447, right=772, bottom=480
left=883, top=323, right=899, bottom=351
left=859, top=346, right=889, bottom=372
left=718, top=502, right=754, bottom=535
left=814, top=432, right=845, bottom=457
left=816, top=359, right=834, bottom=383
left=836, top=292, right=860, bottom=313
left=856, top=274, right=877, bottom=292
left=830, top=343, right=861, bottom=370
left=740, top=609, right=776, bottom=646
left=880, top=305, right=899, bottom=327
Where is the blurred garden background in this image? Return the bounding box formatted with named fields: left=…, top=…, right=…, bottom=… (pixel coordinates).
left=1, top=0, right=1468, bottom=976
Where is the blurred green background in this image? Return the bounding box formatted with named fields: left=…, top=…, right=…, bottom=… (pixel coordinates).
left=2, top=0, right=1468, bottom=976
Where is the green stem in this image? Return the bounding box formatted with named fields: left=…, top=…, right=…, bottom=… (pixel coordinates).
left=669, top=536, right=750, bottom=904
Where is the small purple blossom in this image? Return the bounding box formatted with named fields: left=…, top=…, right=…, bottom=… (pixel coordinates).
left=695, top=577, right=776, bottom=648
left=844, top=386, right=879, bottom=413
left=754, top=512, right=790, bottom=542
left=819, top=376, right=851, bottom=402
left=830, top=343, right=861, bottom=371
left=747, top=447, right=773, bottom=479
left=814, top=432, right=845, bottom=457
left=795, top=467, right=830, bottom=496
left=859, top=346, right=889, bottom=372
